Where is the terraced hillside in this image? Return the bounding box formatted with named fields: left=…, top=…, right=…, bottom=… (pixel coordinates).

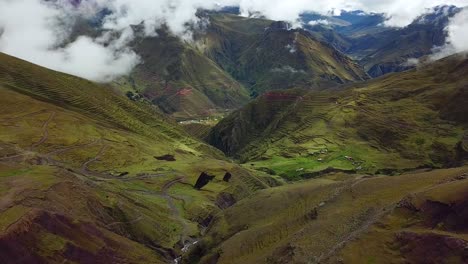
left=198, top=14, right=369, bottom=95
left=209, top=54, right=468, bottom=180
left=0, top=53, right=279, bottom=263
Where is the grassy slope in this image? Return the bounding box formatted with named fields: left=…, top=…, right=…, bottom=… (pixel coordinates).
left=198, top=14, right=368, bottom=95
left=187, top=167, right=468, bottom=264
left=208, top=55, right=468, bottom=180
left=114, top=30, right=250, bottom=120
left=0, top=53, right=278, bottom=263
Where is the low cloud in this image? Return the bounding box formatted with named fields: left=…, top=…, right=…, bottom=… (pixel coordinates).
left=425, top=8, right=468, bottom=61
left=271, top=66, right=306, bottom=74
left=1, top=0, right=468, bottom=82
left=0, top=0, right=139, bottom=82
left=0, top=0, right=237, bottom=82
left=308, top=19, right=331, bottom=26
left=239, top=0, right=468, bottom=27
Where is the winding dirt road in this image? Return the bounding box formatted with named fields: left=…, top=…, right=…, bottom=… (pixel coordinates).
left=161, top=176, right=192, bottom=244
left=30, top=111, right=56, bottom=150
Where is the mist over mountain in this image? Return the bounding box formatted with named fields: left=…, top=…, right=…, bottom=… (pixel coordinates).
left=1, top=0, right=468, bottom=82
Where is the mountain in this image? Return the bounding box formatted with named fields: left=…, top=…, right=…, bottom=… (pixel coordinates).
left=208, top=54, right=468, bottom=179
left=116, top=29, right=251, bottom=120
left=68, top=19, right=250, bottom=121
left=70, top=11, right=370, bottom=119
left=0, top=52, right=279, bottom=263
left=197, top=13, right=369, bottom=96
left=302, top=6, right=462, bottom=77
left=350, top=6, right=462, bottom=77
left=301, top=10, right=387, bottom=37
left=334, top=10, right=388, bottom=37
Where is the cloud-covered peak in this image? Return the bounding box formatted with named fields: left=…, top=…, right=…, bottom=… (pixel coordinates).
left=1, top=0, right=468, bottom=82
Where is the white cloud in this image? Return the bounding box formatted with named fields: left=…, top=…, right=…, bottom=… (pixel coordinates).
left=0, top=0, right=240, bottom=82
left=239, top=0, right=468, bottom=27
left=429, top=8, right=468, bottom=60
left=308, top=19, right=330, bottom=26
left=1, top=0, right=468, bottom=82
left=0, top=0, right=139, bottom=82
left=446, top=8, right=468, bottom=52
left=271, top=66, right=305, bottom=74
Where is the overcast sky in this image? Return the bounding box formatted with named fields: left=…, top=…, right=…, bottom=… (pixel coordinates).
left=0, top=0, right=467, bottom=81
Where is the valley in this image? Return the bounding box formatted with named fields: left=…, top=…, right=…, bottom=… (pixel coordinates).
left=0, top=3, right=467, bottom=264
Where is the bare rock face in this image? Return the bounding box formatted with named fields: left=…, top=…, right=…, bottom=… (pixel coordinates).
left=194, top=172, right=215, bottom=190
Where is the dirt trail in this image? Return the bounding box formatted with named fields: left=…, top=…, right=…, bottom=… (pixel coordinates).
left=316, top=204, right=395, bottom=263
left=106, top=216, right=144, bottom=228
left=5, top=109, right=49, bottom=122
left=30, top=111, right=56, bottom=150
left=161, top=176, right=191, bottom=244
left=45, top=139, right=101, bottom=158
left=0, top=153, right=28, bottom=161
left=121, top=175, right=192, bottom=245
left=80, top=145, right=107, bottom=174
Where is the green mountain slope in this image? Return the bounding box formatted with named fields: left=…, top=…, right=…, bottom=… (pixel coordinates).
left=198, top=14, right=369, bottom=95
left=208, top=54, right=468, bottom=180
left=185, top=166, right=468, bottom=264
left=0, top=53, right=278, bottom=263
left=115, top=30, right=250, bottom=120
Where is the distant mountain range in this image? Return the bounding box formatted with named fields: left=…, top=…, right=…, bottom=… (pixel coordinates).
left=303, top=6, right=462, bottom=77
left=66, top=5, right=463, bottom=120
